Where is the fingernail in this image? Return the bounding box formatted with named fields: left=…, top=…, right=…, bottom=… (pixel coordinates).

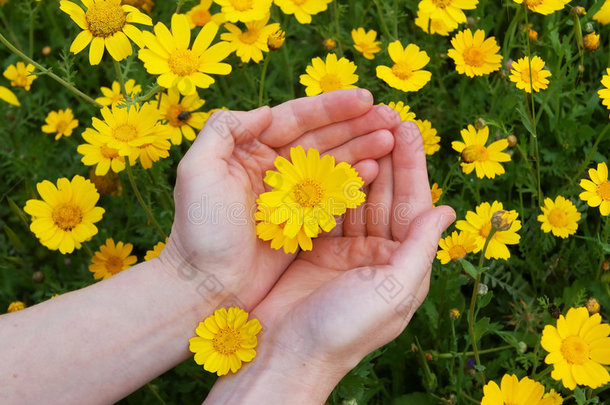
left=438, top=212, right=456, bottom=232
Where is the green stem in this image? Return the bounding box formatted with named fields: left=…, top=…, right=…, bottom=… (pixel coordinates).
left=139, top=84, right=163, bottom=103
left=125, top=158, right=167, bottom=239
left=434, top=344, right=513, bottom=359
left=113, top=60, right=127, bottom=101
left=258, top=52, right=271, bottom=107
left=0, top=33, right=102, bottom=108
left=331, top=0, right=343, bottom=57
left=372, top=0, right=392, bottom=40
left=28, top=2, right=38, bottom=58
left=569, top=121, right=610, bottom=187
left=146, top=383, right=168, bottom=405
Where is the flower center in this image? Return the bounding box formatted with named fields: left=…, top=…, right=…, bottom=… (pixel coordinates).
left=391, top=63, right=413, bottom=80
left=85, top=1, right=126, bottom=38
left=230, top=0, right=253, bottom=11
left=13, top=74, right=29, bottom=88
left=191, top=8, right=212, bottom=26
left=106, top=256, right=124, bottom=274
left=449, top=245, right=467, bottom=261
left=561, top=335, right=589, bottom=365
left=520, top=67, right=539, bottom=84
left=239, top=28, right=260, bottom=45
left=293, top=179, right=324, bottom=208
left=463, top=47, right=484, bottom=67
left=547, top=208, right=569, bottom=228
left=113, top=124, right=138, bottom=142
left=52, top=203, right=83, bottom=231
left=168, top=49, right=200, bottom=77
left=212, top=328, right=242, bottom=355
left=479, top=222, right=492, bottom=238
left=431, top=0, right=452, bottom=9
left=461, top=145, right=488, bottom=163
left=100, top=144, right=120, bottom=159
left=55, top=119, right=69, bottom=134
left=319, top=74, right=343, bottom=93
left=598, top=181, right=610, bottom=200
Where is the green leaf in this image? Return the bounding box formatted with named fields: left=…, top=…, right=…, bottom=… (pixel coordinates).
left=473, top=317, right=491, bottom=342
left=459, top=259, right=478, bottom=279
left=574, top=386, right=586, bottom=405
left=478, top=291, right=494, bottom=309
left=393, top=392, right=438, bottom=405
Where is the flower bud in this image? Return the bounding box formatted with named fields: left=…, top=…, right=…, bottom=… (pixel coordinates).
left=32, top=271, right=45, bottom=283
left=42, top=46, right=52, bottom=56
left=474, top=118, right=486, bottom=130
left=578, top=64, right=585, bottom=73
left=584, top=32, right=600, bottom=52
left=602, top=260, right=609, bottom=271
left=268, top=29, right=285, bottom=51
left=517, top=341, right=527, bottom=354
left=477, top=283, right=488, bottom=296
left=585, top=22, right=594, bottom=33
left=449, top=308, right=461, bottom=320
left=506, top=134, right=517, bottom=147
left=425, top=353, right=433, bottom=361
left=323, top=38, right=336, bottom=50
left=528, top=29, right=538, bottom=41
left=586, top=298, right=600, bottom=315
left=491, top=210, right=516, bottom=231
left=574, top=6, right=586, bottom=16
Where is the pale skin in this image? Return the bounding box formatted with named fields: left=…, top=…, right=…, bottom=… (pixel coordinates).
left=0, top=89, right=454, bottom=404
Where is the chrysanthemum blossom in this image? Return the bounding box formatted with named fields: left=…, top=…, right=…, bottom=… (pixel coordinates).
left=415, top=119, right=440, bottom=155
left=0, top=86, right=19, bottom=106
left=481, top=374, right=555, bottom=405
left=221, top=13, right=280, bottom=63
left=24, top=175, right=105, bottom=254
left=376, top=41, right=431, bottom=92
left=537, top=196, right=581, bottom=238
left=257, top=146, right=365, bottom=240
left=89, top=238, right=137, bottom=279
left=456, top=201, right=521, bottom=260
left=3, top=62, right=37, bottom=90
left=121, top=0, right=154, bottom=14
left=385, top=101, right=416, bottom=121
left=509, top=56, right=551, bottom=93
left=593, top=0, right=610, bottom=24
left=255, top=202, right=315, bottom=253
left=214, top=0, right=271, bottom=22
left=430, top=183, right=442, bottom=205
left=156, top=86, right=206, bottom=145
left=96, top=79, right=142, bottom=107
left=579, top=162, right=610, bottom=216
left=512, top=0, right=567, bottom=15
left=299, top=53, right=358, bottom=96
left=417, top=0, right=478, bottom=29
left=436, top=230, right=477, bottom=264
left=447, top=29, right=502, bottom=77
left=42, top=109, right=79, bottom=140
left=274, top=0, right=332, bottom=24
left=541, top=307, right=610, bottom=390
left=351, top=28, right=381, bottom=59
left=7, top=301, right=26, bottom=313
left=598, top=68, right=610, bottom=116
left=414, top=11, right=454, bottom=36
left=138, top=14, right=233, bottom=95
left=189, top=307, right=262, bottom=376
left=452, top=125, right=511, bottom=179
left=59, top=0, right=152, bottom=65
left=187, top=0, right=225, bottom=27
left=144, top=238, right=167, bottom=261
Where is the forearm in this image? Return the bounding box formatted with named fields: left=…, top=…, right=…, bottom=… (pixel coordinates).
left=0, top=257, right=220, bottom=404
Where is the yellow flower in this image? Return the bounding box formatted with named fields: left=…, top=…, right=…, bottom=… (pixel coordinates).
left=121, top=0, right=154, bottom=14
left=273, top=0, right=332, bottom=24
left=299, top=53, right=358, bottom=96
left=138, top=14, right=232, bottom=95
left=0, top=86, right=19, bottom=106
left=7, top=301, right=26, bottom=313
left=267, top=28, right=285, bottom=50
left=255, top=202, right=314, bottom=253
left=583, top=32, right=600, bottom=51
left=579, top=161, right=610, bottom=216
left=598, top=69, right=610, bottom=115
left=430, top=182, right=442, bottom=205
left=509, top=56, right=551, bottom=93
left=3, top=62, right=37, bottom=90
left=89, top=238, right=137, bottom=280
left=447, top=29, right=502, bottom=78
left=77, top=130, right=125, bottom=176
left=186, top=0, right=225, bottom=27
left=351, top=28, right=381, bottom=59
left=593, top=0, right=610, bottom=24
left=456, top=201, right=521, bottom=260
left=543, top=389, right=563, bottom=405
left=189, top=307, right=262, bottom=376
left=221, top=13, right=280, bottom=63
left=436, top=230, right=477, bottom=264
left=541, top=307, right=610, bottom=389
left=144, top=237, right=167, bottom=260
left=512, top=0, right=567, bottom=15
left=481, top=374, right=555, bottom=405
left=586, top=298, right=601, bottom=315
left=136, top=136, right=173, bottom=170
left=156, top=86, right=206, bottom=145
left=257, top=146, right=365, bottom=240
left=214, top=0, right=271, bottom=22
left=59, top=0, right=152, bottom=65
left=449, top=308, right=460, bottom=320
left=323, top=38, right=336, bottom=50
left=417, top=0, right=478, bottom=29
left=376, top=40, right=431, bottom=92
left=415, top=119, right=440, bottom=155
left=414, top=11, right=454, bottom=36
left=386, top=101, right=416, bottom=121
left=96, top=79, right=142, bottom=107
left=452, top=125, right=511, bottom=179
left=41, top=109, right=79, bottom=140
left=23, top=175, right=105, bottom=254
left=537, top=196, right=581, bottom=238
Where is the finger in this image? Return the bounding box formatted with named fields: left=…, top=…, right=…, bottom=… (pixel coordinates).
left=259, top=89, right=375, bottom=148
left=391, top=121, right=433, bottom=242
left=322, top=129, right=395, bottom=166
left=186, top=107, right=272, bottom=161
left=276, top=105, right=401, bottom=156
left=366, top=156, right=393, bottom=239
left=343, top=160, right=377, bottom=237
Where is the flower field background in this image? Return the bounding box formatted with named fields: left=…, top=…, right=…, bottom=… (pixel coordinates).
left=1, top=0, right=610, bottom=403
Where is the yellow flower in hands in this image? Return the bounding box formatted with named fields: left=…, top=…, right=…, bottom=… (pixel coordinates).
left=156, top=87, right=207, bottom=145
left=436, top=230, right=477, bottom=264
left=385, top=101, right=416, bottom=121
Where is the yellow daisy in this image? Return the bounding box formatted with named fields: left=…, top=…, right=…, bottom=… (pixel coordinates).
left=543, top=389, right=564, bottom=405
left=376, top=41, right=431, bottom=92
left=417, top=0, right=478, bottom=29
left=41, top=109, right=79, bottom=140
left=267, top=28, right=286, bottom=50
left=77, top=130, right=125, bottom=176
left=598, top=68, right=610, bottom=115
left=255, top=201, right=315, bottom=253
left=481, top=374, right=555, bottom=405
left=258, top=146, right=365, bottom=239
left=351, top=28, right=381, bottom=59
left=220, top=13, right=280, bottom=63
left=96, top=79, right=142, bottom=107
left=121, top=0, right=154, bottom=14
left=456, top=201, right=521, bottom=260
left=436, top=230, right=477, bottom=264
left=89, top=238, right=137, bottom=280
left=579, top=162, right=610, bottom=216
left=452, top=125, right=511, bottom=179
left=214, top=0, right=271, bottom=22
left=537, top=196, right=581, bottom=238
left=189, top=307, right=262, bottom=376
left=7, top=301, right=26, bottom=313
left=138, top=14, right=233, bottom=95
left=59, top=0, right=152, bottom=65
left=186, top=0, right=225, bottom=27
left=299, top=53, right=358, bottom=96
left=273, top=0, right=332, bottom=24
left=3, top=62, right=37, bottom=90
left=144, top=237, right=167, bottom=260
left=541, top=307, right=610, bottom=390
left=512, top=0, right=567, bottom=15
left=594, top=0, right=610, bottom=25
left=509, top=56, right=551, bottom=93
left=415, top=119, right=440, bottom=155
left=385, top=101, right=416, bottom=121
left=430, top=182, right=442, bottom=205
left=136, top=136, right=172, bottom=169
left=23, top=175, right=105, bottom=254
left=447, top=29, right=502, bottom=78
left=0, top=86, right=19, bottom=106
left=414, top=11, right=454, bottom=36
left=156, top=86, right=206, bottom=145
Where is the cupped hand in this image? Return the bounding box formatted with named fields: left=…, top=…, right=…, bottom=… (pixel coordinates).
left=159, top=89, right=402, bottom=310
